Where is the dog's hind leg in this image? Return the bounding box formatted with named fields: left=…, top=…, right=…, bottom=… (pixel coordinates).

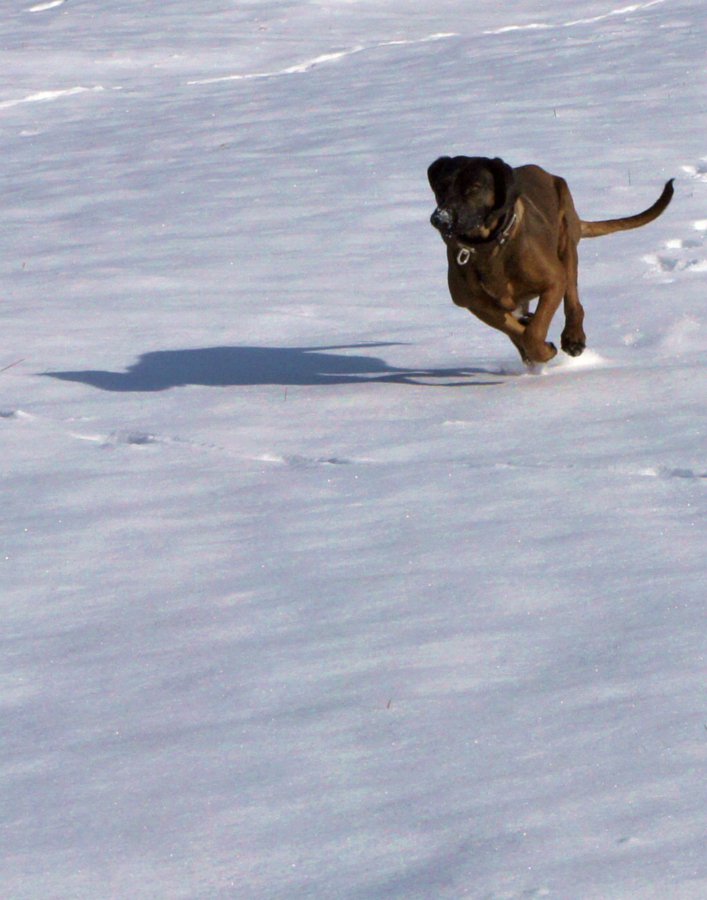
left=556, top=187, right=586, bottom=357
left=560, top=241, right=586, bottom=356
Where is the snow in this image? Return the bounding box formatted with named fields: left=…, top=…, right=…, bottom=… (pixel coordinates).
left=2, top=1, right=705, bottom=897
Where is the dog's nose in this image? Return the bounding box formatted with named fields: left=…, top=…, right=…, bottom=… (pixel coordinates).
left=431, top=208, right=453, bottom=230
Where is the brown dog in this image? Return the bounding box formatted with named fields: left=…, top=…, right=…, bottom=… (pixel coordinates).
left=428, top=156, right=674, bottom=364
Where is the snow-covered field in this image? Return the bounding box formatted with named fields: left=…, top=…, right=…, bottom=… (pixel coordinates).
left=2, top=1, right=706, bottom=897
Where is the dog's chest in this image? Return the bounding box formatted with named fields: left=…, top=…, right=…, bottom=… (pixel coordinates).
left=457, top=254, right=517, bottom=310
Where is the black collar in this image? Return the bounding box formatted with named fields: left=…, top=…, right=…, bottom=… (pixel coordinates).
left=454, top=205, right=518, bottom=266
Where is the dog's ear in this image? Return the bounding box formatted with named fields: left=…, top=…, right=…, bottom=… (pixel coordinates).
left=488, top=157, right=517, bottom=213
left=428, top=156, right=461, bottom=197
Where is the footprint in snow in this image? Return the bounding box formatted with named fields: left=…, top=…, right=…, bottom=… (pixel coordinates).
left=103, top=431, right=158, bottom=447
left=1, top=408, right=34, bottom=420
left=258, top=453, right=355, bottom=468
left=681, top=157, right=707, bottom=182
left=642, top=177, right=707, bottom=279
left=642, top=252, right=707, bottom=275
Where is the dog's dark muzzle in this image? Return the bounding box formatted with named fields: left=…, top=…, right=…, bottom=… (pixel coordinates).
left=430, top=207, right=453, bottom=233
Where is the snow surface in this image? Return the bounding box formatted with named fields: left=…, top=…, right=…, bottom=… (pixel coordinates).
left=2, top=1, right=706, bottom=897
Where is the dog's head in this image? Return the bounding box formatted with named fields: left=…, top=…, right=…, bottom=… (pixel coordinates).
left=428, top=156, right=516, bottom=241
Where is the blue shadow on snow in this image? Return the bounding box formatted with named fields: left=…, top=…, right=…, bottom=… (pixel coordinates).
left=43, top=344, right=501, bottom=392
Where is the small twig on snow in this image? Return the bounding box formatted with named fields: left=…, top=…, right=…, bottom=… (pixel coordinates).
left=1, top=358, right=25, bottom=374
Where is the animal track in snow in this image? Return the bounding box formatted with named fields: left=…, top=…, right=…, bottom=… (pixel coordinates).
left=681, top=158, right=707, bottom=182
left=1, top=408, right=34, bottom=421
left=642, top=251, right=707, bottom=275
left=257, top=453, right=359, bottom=468
left=95, top=429, right=233, bottom=455
left=101, top=431, right=159, bottom=448
left=0, top=407, right=236, bottom=458
left=1, top=405, right=368, bottom=463
left=642, top=194, right=707, bottom=279
left=477, top=459, right=706, bottom=482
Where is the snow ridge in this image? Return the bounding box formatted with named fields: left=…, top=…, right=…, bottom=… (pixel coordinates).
left=0, top=86, right=104, bottom=110
left=187, top=33, right=456, bottom=85
left=483, top=0, right=667, bottom=34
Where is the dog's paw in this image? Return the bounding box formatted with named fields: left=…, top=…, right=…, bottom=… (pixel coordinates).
left=561, top=334, right=586, bottom=357
left=524, top=341, right=557, bottom=364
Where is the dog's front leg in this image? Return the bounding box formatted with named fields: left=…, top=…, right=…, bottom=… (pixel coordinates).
left=519, top=281, right=564, bottom=363
left=447, top=266, right=529, bottom=356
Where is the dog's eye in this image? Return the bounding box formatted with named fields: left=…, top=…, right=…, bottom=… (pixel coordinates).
left=465, top=183, right=483, bottom=197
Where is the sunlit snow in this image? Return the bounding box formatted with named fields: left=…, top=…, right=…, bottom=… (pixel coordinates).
left=2, top=1, right=705, bottom=898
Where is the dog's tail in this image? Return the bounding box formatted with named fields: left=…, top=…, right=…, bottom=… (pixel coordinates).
left=580, top=179, right=674, bottom=238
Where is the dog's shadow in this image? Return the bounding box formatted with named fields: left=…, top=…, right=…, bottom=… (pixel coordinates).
left=43, top=344, right=502, bottom=392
